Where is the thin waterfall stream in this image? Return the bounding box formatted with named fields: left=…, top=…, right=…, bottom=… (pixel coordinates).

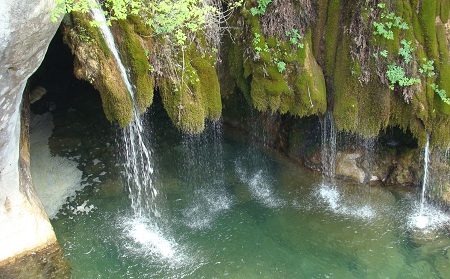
left=419, top=134, right=430, bottom=216
left=89, top=4, right=181, bottom=261
left=91, top=4, right=156, bottom=217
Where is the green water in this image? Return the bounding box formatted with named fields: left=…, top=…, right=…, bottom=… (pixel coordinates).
left=46, top=120, right=450, bottom=278
left=28, top=92, right=449, bottom=278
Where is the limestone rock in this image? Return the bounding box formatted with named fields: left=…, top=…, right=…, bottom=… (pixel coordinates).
left=0, top=0, right=61, bottom=265
left=335, top=152, right=366, bottom=183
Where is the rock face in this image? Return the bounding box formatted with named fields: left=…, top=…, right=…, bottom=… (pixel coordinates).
left=0, top=0, right=61, bottom=264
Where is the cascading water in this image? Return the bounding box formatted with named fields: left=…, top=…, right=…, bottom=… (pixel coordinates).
left=179, top=121, right=233, bottom=229
left=90, top=4, right=180, bottom=261
left=90, top=3, right=156, bottom=217
left=321, top=111, right=337, bottom=182
left=419, top=134, right=430, bottom=216
left=414, top=134, right=431, bottom=229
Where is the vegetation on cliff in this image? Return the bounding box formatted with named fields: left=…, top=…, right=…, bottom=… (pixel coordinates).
left=55, top=0, right=450, bottom=145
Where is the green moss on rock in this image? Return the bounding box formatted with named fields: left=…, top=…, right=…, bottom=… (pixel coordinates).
left=63, top=12, right=133, bottom=127
left=117, top=20, right=155, bottom=114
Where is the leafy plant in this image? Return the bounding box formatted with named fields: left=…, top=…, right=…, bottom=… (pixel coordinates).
left=250, top=0, right=273, bottom=16
left=277, top=61, right=286, bottom=73
left=386, top=63, right=420, bottom=90
left=398, top=40, right=414, bottom=63
left=431, top=84, right=450, bottom=105
left=419, top=59, right=436, bottom=78
left=285, top=29, right=304, bottom=49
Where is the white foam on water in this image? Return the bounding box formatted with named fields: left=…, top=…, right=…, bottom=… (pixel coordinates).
left=318, top=184, right=340, bottom=210
left=182, top=188, right=233, bottom=229
left=409, top=202, right=449, bottom=233
left=67, top=200, right=96, bottom=215
left=30, top=112, right=84, bottom=219
left=120, top=216, right=191, bottom=269
left=316, top=183, right=375, bottom=220
left=235, top=162, right=286, bottom=208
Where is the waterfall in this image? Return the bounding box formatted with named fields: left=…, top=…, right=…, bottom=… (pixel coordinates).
left=419, top=134, right=430, bottom=216
left=90, top=5, right=156, bottom=217
left=321, top=111, right=337, bottom=183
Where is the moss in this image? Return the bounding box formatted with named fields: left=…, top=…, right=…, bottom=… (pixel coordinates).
left=312, top=0, right=329, bottom=62
left=228, top=42, right=251, bottom=99
left=250, top=63, right=292, bottom=112
left=71, top=12, right=110, bottom=57
left=117, top=20, right=155, bottom=114
left=127, top=14, right=152, bottom=36
left=435, top=23, right=450, bottom=115
left=191, top=56, right=222, bottom=121
left=63, top=12, right=134, bottom=127
left=159, top=77, right=205, bottom=134
left=324, top=0, right=343, bottom=75
left=292, top=36, right=327, bottom=117
left=99, top=63, right=134, bottom=126
left=157, top=42, right=221, bottom=134
left=441, top=0, right=450, bottom=22
left=333, top=31, right=393, bottom=137
left=418, top=0, right=439, bottom=61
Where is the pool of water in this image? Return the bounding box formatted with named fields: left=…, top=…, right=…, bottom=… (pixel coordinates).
left=28, top=93, right=450, bottom=278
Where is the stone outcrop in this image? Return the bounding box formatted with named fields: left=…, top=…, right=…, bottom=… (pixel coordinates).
left=0, top=0, right=61, bottom=264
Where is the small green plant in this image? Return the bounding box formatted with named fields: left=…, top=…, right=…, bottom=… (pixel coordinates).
left=250, top=0, right=273, bottom=16
left=373, top=22, right=394, bottom=40
left=372, top=3, right=409, bottom=40
left=285, top=29, right=304, bottom=49
left=398, top=40, right=414, bottom=63
left=380, top=49, right=388, bottom=58
left=386, top=63, right=420, bottom=90
left=277, top=61, right=286, bottom=73
left=253, top=33, right=262, bottom=55
left=419, top=59, right=436, bottom=78
left=431, top=84, right=450, bottom=105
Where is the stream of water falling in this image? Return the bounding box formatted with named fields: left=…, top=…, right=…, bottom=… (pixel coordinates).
left=419, top=134, right=430, bottom=216
left=90, top=4, right=156, bottom=217
left=321, top=111, right=337, bottom=182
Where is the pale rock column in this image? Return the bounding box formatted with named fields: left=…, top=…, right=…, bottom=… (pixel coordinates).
left=0, top=0, right=62, bottom=264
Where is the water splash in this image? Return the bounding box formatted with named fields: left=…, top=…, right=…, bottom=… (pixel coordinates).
left=180, top=121, right=232, bottom=228
left=317, top=183, right=375, bottom=220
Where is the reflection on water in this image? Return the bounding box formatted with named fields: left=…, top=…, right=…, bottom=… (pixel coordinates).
left=18, top=94, right=450, bottom=278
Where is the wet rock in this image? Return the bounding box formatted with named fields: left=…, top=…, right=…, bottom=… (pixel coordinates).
left=29, top=86, right=47, bottom=104
left=336, top=152, right=365, bottom=183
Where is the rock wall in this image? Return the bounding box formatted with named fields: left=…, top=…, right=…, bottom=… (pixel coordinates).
left=0, top=0, right=61, bottom=264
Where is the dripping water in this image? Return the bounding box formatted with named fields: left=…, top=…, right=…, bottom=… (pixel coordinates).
left=419, top=134, right=430, bottom=216
left=321, top=111, right=336, bottom=183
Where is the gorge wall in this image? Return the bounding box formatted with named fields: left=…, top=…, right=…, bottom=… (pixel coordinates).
left=0, top=0, right=61, bottom=265
left=61, top=0, right=450, bottom=202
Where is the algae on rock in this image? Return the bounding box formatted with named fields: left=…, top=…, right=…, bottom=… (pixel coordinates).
left=62, top=12, right=133, bottom=127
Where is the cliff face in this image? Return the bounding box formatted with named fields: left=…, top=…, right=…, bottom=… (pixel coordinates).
left=0, top=0, right=60, bottom=264
left=61, top=0, right=450, bottom=203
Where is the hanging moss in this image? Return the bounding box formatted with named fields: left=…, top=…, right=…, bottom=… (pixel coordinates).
left=63, top=12, right=133, bottom=127
left=435, top=23, right=450, bottom=115
left=228, top=42, right=251, bottom=99
left=157, top=42, right=221, bottom=134
left=324, top=0, right=343, bottom=75
left=441, top=0, right=450, bottom=22
left=312, top=0, right=328, bottom=62
left=418, top=0, right=439, bottom=61
left=117, top=20, right=155, bottom=114
left=191, top=55, right=222, bottom=121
